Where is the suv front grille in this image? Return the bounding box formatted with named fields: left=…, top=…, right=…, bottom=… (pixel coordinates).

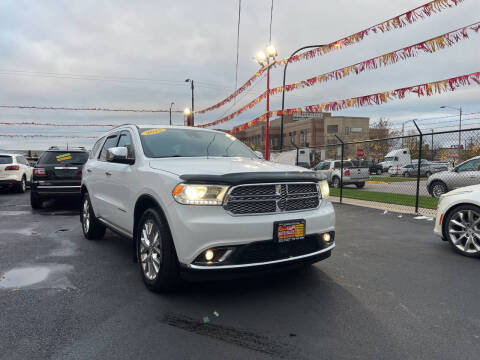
left=224, top=182, right=320, bottom=215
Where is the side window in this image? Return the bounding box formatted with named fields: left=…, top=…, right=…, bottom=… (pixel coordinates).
left=99, top=135, right=119, bottom=161
left=334, top=161, right=341, bottom=169
left=117, top=131, right=135, bottom=159
left=90, top=137, right=105, bottom=159
left=457, top=159, right=480, bottom=172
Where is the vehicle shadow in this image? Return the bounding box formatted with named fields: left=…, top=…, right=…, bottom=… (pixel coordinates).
left=33, top=197, right=81, bottom=216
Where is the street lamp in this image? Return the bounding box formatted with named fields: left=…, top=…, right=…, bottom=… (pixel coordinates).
left=279, top=44, right=326, bottom=151
left=184, top=107, right=191, bottom=126
left=169, top=102, right=175, bottom=125
left=401, top=118, right=417, bottom=146
left=255, top=43, right=277, bottom=160
left=185, top=79, right=195, bottom=126
left=440, top=105, right=462, bottom=160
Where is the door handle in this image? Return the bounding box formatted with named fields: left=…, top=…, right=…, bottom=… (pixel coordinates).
left=105, top=171, right=112, bottom=177
left=86, top=169, right=92, bottom=173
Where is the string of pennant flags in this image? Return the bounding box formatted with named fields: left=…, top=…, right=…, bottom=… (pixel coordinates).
left=194, top=0, right=464, bottom=115
left=228, top=72, right=480, bottom=134
left=197, top=21, right=480, bottom=128
left=0, top=105, right=183, bottom=113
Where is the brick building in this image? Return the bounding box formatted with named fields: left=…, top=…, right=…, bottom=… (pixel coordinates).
left=235, top=112, right=370, bottom=151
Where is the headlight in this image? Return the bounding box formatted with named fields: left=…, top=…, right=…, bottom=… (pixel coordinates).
left=172, top=184, right=229, bottom=205
left=318, top=180, right=329, bottom=199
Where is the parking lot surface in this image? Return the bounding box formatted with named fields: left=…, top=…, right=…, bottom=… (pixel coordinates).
left=1, top=191, right=479, bottom=360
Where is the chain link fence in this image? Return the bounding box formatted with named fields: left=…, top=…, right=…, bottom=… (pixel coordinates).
left=271, top=127, right=480, bottom=215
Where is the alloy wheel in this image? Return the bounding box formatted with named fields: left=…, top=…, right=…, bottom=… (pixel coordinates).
left=139, top=218, right=162, bottom=280
left=21, top=178, right=26, bottom=192
left=82, top=198, right=90, bottom=233
left=432, top=183, right=447, bottom=197
left=448, top=209, right=480, bottom=254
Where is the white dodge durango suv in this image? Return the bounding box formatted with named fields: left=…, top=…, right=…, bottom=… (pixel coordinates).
left=81, top=125, right=335, bottom=292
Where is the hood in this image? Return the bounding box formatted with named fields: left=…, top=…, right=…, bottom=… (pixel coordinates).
left=442, top=184, right=480, bottom=196
left=149, top=157, right=309, bottom=176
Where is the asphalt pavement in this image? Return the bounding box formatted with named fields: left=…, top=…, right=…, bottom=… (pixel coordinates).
left=1, top=190, right=479, bottom=360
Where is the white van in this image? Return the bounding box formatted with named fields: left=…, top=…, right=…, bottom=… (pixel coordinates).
left=378, top=148, right=411, bottom=172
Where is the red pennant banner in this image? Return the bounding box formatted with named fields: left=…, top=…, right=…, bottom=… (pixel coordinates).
left=197, top=21, right=479, bottom=129
left=229, top=72, right=480, bottom=134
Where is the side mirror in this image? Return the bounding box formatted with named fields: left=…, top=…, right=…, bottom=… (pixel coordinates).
left=254, top=151, right=264, bottom=159
left=106, top=147, right=134, bottom=164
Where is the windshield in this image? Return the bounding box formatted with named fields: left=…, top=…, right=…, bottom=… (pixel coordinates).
left=37, top=151, right=89, bottom=165
left=0, top=155, right=13, bottom=164
left=138, top=128, right=257, bottom=159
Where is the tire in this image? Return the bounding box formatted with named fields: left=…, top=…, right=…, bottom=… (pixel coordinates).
left=404, top=172, right=410, bottom=177
left=443, top=204, right=480, bottom=258
left=30, top=191, right=42, bottom=209
left=16, top=176, right=26, bottom=193
left=376, top=169, right=382, bottom=175
left=426, top=171, right=432, bottom=178
left=81, top=193, right=106, bottom=240
left=430, top=181, right=448, bottom=198
left=356, top=182, right=365, bottom=189
left=136, top=208, right=180, bottom=292
left=332, top=177, right=341, bottom=189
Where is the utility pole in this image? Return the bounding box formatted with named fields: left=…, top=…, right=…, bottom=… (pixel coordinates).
left=169, top=102, right=174, bottom=125
left=431, top=129, right=434, bottom=161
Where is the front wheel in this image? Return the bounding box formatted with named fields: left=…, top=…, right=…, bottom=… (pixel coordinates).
left=81, top=193, right=106, bottom=240
left=444, top=205, right=480, bottom=257
left=376, top=169, right=382, bottom=175
left=332, top=177, right=341, bottom=188
left=137, top=208, right=180, bottom=292
left=404, top=172, right=410, bottom=177
left=356, top=182, right=365, bottom=189
left=430, top=181, right=448, bottom=198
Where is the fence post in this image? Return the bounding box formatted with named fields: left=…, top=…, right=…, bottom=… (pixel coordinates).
left=413, top=120, right=423, bottom=214
left=335, top=135, right=344, bottom=203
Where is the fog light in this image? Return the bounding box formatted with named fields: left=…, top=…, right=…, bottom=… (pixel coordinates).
left=322, top=233, right=331, bottom=242
left=204, top=249, right=214, bottom=261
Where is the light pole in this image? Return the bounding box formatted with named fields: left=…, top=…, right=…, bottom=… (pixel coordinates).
left=401, top=118, right=417, bottom=147
left=169, top=102, right=174, bottom=125
left=279, top=44, right=327, bottom=151
left=255, top=44, right=277, bottom=160
left=185, top=79, right=194, bottom=126
left=440, top=105, right=462, bottom=160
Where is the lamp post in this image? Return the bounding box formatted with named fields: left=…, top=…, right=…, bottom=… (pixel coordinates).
left=401, top=118, right=417, bottom=147
left=440, top=105, right=462, bottom=160
left=185, top=79, right=194, bottom=126
left=255, top=44, right=277, bottom=160
left=184, top=107, right=191, bottom=126
left=279, top=44, right=327, bottom=151
left=169, top=102, right=175, bottom=125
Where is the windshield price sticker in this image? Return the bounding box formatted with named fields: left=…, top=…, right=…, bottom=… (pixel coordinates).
left=141, top=129, right=166, bottom=136
left=56, top=153, right=72, bottom=162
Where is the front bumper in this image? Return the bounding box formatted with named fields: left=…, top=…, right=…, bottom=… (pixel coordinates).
left=165, top=198, right=336, bottom=266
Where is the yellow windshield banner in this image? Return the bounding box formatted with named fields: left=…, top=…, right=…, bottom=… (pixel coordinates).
left=141, top=128, right=166, bottom=136
left=56, top=153, right=72, bottom=162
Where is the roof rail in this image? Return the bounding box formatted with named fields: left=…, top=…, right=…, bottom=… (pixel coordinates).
left=109, top=123, right=139, bottom=131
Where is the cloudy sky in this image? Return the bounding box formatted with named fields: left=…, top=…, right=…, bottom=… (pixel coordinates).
left=0, top=0, right=479, bottom=150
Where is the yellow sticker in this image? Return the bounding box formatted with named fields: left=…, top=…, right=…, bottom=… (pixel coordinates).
left=141, top=128, right=166, bottom=136
left=56, top=153, right=73, bottom=162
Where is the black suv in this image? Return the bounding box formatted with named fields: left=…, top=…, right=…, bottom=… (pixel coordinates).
left=30, top=147, right=89, bottom=208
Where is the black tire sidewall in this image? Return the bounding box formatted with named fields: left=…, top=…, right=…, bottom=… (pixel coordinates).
left=136, top=208, right=179, bottom=292
left=443, top=204, right=480, bottom=258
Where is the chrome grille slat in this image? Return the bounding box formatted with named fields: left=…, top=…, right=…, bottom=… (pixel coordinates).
left=224, top=182, right=320, bottom=215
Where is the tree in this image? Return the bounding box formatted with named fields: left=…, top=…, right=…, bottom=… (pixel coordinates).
left=367, top=118, right=400, bottom=160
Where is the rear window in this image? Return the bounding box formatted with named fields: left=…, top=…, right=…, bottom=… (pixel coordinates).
left=0, top=155, right=13, bottom=164
left=37, top=151, right=89, bottom=165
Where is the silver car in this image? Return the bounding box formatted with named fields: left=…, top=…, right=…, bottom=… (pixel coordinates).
left=427, top=156, right=480, bottom=197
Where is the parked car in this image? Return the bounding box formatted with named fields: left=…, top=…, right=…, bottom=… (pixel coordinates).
left=389, top=162, right=448, bottom=178
left=427, top=156, right=480, bottom=198
left=80, top=125, right=335, bottom=292
left=434, top=184, right=480, bottom=257
left=0, top=153, right=32, bottom=193
left=313, top=160, right=370, bottom=188
left=351, top=159, right=383, bottom=175
left=377, top=148, right=411, bottom=172
left=30, top=147, right=89, bottom=208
